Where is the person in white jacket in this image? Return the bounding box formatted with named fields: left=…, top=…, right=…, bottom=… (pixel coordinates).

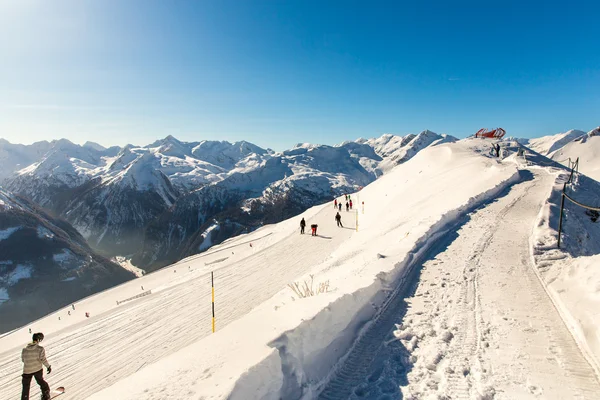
left=21, top=332, right=51, bottom=400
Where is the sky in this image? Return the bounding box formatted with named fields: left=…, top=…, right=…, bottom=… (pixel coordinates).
left=0, top=0, right=599, bottom=151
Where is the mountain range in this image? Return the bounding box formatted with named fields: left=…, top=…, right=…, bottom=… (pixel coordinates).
left=1, top=126, right=598, bottom=333
left=1, top=130, right=453, bottom=271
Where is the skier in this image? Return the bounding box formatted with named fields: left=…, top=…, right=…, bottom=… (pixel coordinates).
left=300, top=217, right=306, bottom=234
left=335, top=212, right=343, bottom=227
left=311, top=224, right=318, bottom=236
left=334, top=199, right=337, bottom=208
left=349, top=200, right=353, bottom=210
left=21, top=332, right=51, bottom=400
left=346, top=202, right=349, bottom=212
left=338, top=203, right=342, bottom=211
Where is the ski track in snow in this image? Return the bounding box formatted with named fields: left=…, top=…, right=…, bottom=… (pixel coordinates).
left=318, top=169, right=600, bottom=400
left=0, top=205, right=354, bottom=400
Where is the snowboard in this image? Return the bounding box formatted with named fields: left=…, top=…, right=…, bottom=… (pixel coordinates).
left=48, top=387, right=65, bottom=399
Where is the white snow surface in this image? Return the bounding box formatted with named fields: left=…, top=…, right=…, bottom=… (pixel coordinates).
left=1, top=138, right=599, bottom=399
left=527, top=129, right=586, bottom=155
left=198, top=221, right=220, bottom=251
left=4, top=265, right=33, bottom=285
left=0, top=226, right=21, bottom=240
left=531, top=168, right=600, bottom=379
left=37, top=225, right=55, bottom=239
left=549, top=128, right=600, bottom=181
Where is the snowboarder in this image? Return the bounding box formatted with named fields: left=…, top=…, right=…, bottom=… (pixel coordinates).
left=335, top=212, right=343, bottom=227
left=311, top=224, right=318, bottom=236
left=21, top=332, right=51, bottom=400
left=346, top=202, right=349, bottom=212
left=334, top=199, right=337, bottom=208
left=300, top=218, right=306, bottom=234
left=349, top=200, right=353, bottom=209
left=338, top=203, right=342, bottom=211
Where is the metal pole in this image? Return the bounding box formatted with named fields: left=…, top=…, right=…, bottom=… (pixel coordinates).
left=211, top=271, right=215, bottom=333
left=557, top=183, right=566, bottom=248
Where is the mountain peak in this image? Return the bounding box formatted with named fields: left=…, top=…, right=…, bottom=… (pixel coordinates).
left=83, top=141, right=107, bottom=152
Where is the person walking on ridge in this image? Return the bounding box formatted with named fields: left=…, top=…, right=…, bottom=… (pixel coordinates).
left=334, top=199, right=337, bottom=208
left=335, top=212, right=343, bottom=227
left=338, top=203, right=342, bottom=211
left=346, top=202, right=349, bottom=212
left=349, top=199, right=353, bottom=210
left=300, top=217, right=306, bottom=234
left=21, top=332, right=51, bottom=400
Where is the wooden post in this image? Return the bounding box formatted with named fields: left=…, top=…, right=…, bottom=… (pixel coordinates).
left=211, top=271, right=215, bottom=333
left=557, top=183, right=566, bottom=248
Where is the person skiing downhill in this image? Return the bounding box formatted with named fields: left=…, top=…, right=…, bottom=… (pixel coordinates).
left=335, top=212, right=343, bottom=227
left=300, top=217, right=306, bottom=234
left=21, top=332, right=51, bottom=400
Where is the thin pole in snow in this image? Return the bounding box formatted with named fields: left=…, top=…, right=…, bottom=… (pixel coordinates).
left=211, top=271, right=215, bottom=333
left=558, top=183, right=566, bottom=248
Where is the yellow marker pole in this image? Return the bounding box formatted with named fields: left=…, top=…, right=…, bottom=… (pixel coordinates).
left=211, top=271, right=215, bottom=333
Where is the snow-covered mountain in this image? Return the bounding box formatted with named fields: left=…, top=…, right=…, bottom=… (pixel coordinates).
left=0, top=139, right=53, bottom=181
left=518, top=127, right=600, bottom=181
left=3, top=137, right=599, bottom=399
left=0, top=187, right=134, bottom=333
left=548, top=127, right=600, bottom=181
left=2, top=131, right=453, bottom=270
left=525, top=129, right=586, bottom=156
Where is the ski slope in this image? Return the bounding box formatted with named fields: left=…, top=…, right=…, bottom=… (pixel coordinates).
left=1, top=138, right=599, bottom=399
left=0, top=201, right=354, bottom=399
left=319, top=169, right=599, bottom=399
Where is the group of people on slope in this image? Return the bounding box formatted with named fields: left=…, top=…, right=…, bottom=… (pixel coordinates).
left=300, top=217, right=320, bottom=236
left=300, top=194, right=353, bottom=235
left=333, top=194, right=353, bottom=213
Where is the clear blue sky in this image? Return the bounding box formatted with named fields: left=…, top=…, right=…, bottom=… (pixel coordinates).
left=1, top=0, right=599, bottom=150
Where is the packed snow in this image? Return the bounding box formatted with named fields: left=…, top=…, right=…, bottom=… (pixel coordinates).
left=0, top=137, right=599, bottom=400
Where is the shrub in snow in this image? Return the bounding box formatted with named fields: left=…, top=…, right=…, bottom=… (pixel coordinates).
left=287, top=274, right=330, bottom=298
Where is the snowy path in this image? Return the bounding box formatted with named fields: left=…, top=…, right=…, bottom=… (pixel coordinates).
left=0, top=204, right=353, bottom=399
left=318, top=169, right=600, bottom=399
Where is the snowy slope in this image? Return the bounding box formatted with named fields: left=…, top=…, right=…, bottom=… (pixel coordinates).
left=549, top=127, right=600, bottom=181
left=526, top=129, right=586, bottom=155
left=0, top=138, right=521, bottom=399
left=531, top=166, right=600, bottom=377
left=1, top=138, right=599, bottom=399
left=0, top=139, right=52, bottom=181
left=3, top=132, right=451, bottom=270
left=0, top=187, right=134, bottom=333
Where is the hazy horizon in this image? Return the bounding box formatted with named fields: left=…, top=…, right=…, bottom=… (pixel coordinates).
left=1, top=1, right=598, bottom=151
